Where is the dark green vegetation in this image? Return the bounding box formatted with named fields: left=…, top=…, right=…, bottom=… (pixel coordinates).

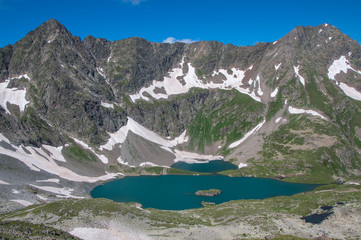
left=186, top=89, right=265, bottom=153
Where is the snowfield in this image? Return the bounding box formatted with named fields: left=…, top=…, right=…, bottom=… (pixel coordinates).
left=130, top=58, right=262, bottom=102
left=0, top=76, right=30, bottom=114
left=0, top=133, right=118, bottom=183
left=327, top=56, right=361, bottom=101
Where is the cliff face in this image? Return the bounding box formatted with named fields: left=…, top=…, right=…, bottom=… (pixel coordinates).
left=0, top=19, right=361, bottom=192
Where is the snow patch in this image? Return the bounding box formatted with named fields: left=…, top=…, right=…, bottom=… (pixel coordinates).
left=129, top=57, right=261, bottom=103
left=0, top=180, right=9, bottom=185
left=30, top=184, right=84, bottom=199
left=318, top=29, right=322, bottom=33
left=11, top=199, right=33, bottom=207
left=97, top=67, right=106, bottom=79
left=328, top=56, right=361, bottom=80
left=229, top=120, right=266, bottom=149
left=12, top=189, right=20, bottom=194
left=238, top=163, right=247, bottom=168
left=274, top=63, right=282, bottom=70
left=273, top=41, right=278, bottom=45
left=173, top=149, right=221, bottom=163
left=329, top=37, right=333, bottom=40
left=345, top=181, right=360, bottom=185
left=37, top=178, right=60, bottom=184
left=101, top=102, right=114, bottom=109
left=270, top=87, right=279, bottom=98
left=37, top=194, right=47, bottom=201
left=139, top=162, right=165, bottom=167
left=293, top=65, right=305, bottom=86
left=275, top=117, right=282, bottom=123
left=0, top=79, right=29, bottom=114
left=256, top=75, right=263, bottom=96
left=337, top=82, right=361, bottom=101
left=288, top=106, right=327, bottom=120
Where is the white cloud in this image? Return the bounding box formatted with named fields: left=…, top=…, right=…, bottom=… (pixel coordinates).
left=163, top=37, right=197, bottom=44
left=122, top=0, right=146, bottom=5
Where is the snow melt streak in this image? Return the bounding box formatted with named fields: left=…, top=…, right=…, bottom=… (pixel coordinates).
left=229, top=120, right=266, bottom=149
left=288, top=106, right=327, bottom=120
left=293, top=65, right=305, bottom=86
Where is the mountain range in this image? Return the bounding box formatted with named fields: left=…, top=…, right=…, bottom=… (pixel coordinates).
left=0, top=19, right=361, bottom=239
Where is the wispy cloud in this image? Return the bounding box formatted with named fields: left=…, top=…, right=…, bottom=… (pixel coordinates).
left=121, top=0, right=146, bottom=5
left=163, top=37, right=198, bottom=44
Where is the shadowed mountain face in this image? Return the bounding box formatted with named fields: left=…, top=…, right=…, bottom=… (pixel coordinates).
left=0, top=19, right=361, bottom=196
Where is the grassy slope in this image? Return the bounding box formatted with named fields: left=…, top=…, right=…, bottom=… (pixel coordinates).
left=187, top=89, right=265, bottom=154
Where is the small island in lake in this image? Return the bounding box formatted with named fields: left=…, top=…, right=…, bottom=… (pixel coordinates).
left=195, top=189, right=222, bottom=197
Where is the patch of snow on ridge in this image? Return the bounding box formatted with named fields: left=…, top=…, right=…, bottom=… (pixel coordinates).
left=328, top=56, right=361, bottom=80
left=129, top=57, right=261, bottom=102
left=0, top=79, right=29, bottom=114
left=0, top=133, right=117, bottom=182
left=293, top=65, right=305, bottom=86
left=229, top=120, right=266, bottom=149
left=275, top=117, right=282, bottom=123
left=288, top=106, right=327, bottom=120
left=270, top=87, right=279, bottom=98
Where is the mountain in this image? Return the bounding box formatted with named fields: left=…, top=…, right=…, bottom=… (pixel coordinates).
left=0, top=19, right=361, bottom=239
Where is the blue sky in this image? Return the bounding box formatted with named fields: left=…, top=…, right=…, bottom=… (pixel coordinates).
left=0, top=0, right=360, bottom=48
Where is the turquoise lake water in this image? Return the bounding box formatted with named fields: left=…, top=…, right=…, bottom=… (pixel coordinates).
left=170, top=160, right=238, bottom=173
left=91, top=175, right=318, bottom=210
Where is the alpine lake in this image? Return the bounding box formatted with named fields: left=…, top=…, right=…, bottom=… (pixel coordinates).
left=91, top=160, right=319, bottom=210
